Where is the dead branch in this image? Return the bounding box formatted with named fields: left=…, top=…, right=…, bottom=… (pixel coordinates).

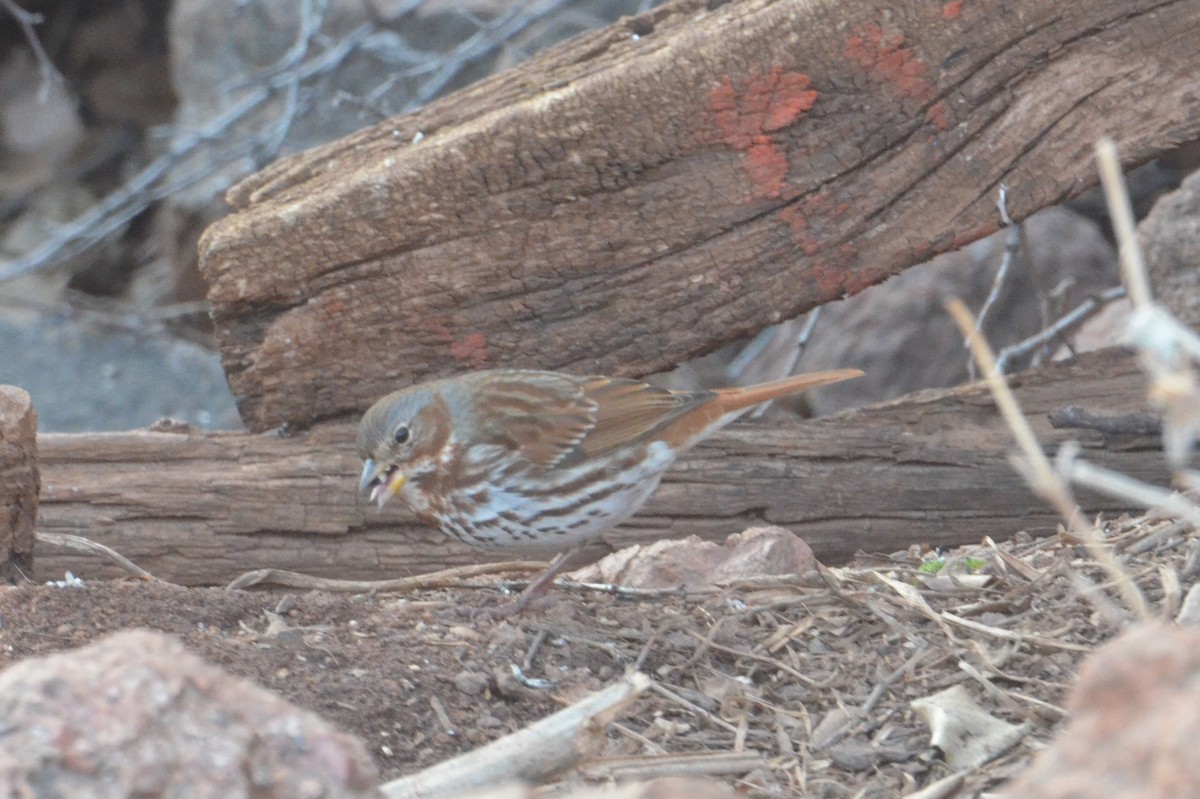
left=378, top=672, right=651, bottom=799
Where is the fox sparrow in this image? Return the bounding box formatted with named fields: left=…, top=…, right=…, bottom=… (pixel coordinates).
left=357, top=367, right=862, bottom=605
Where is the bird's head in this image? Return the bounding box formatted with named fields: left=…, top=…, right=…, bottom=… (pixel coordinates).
left=356, top=385, right=450, bottom=509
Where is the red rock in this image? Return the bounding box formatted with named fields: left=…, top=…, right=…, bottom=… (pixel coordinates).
left=570, top=525, right=815, bottom=589
left=1003, top=624, right=1200, bottom=799
left=0, top=629, right=379, bottom=798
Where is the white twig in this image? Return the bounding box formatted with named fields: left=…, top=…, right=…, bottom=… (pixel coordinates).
left=380, top=673, right=651, bottom=799
left=1, top=0, right=65, bottom=101
left=995, top=286, right=1127, bottom=374
left=947, top=298, right=1149, bottom=620
left=968, top=185, right=1022, bottom=378
left=1061, top=449, right=1200, bottom=529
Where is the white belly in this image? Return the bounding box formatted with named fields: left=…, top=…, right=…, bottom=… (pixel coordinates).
left=441, top=441, right=675, bottom=552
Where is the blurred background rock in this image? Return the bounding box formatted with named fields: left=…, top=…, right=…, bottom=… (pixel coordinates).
left=0, top=0, right=1195, bottom=431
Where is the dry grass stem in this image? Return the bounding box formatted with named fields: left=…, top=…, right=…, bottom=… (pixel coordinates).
left=946, top=298, right=1150, bottom=620
left=225, top=561, right=547, bottom=592
left=35, top=532, right=161, bottom=583
left=1095, top=138, right=1152, bottom=309
left=1096, top=139, right=1200, bottom=468
left=940, top=612, right=1091, bottom=652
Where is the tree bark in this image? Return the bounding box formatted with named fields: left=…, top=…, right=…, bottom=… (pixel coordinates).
left=33, top=348, right=1167, bottom=585
left=0, top=386, right=37, bottom=583
left=197, top=0, right=1200, bottom=432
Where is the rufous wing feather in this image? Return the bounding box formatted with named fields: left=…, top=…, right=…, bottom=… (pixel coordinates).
left=473, top=368, right=863, bottom=469
left=472, top=371, right=598, bottom=468
left=569, top=378, right=715, bottom=463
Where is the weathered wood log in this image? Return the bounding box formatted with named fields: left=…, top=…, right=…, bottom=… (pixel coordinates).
left=0, top=386, right=37, bottom=583
left=197, top=0, right=1200, bottom=433
left=33, top=349, right=1167, bottom=585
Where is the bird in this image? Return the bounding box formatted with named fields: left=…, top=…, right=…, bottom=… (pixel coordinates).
left=357, top=367, right=863, bottom=608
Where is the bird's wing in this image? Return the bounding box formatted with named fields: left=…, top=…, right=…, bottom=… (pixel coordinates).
left=471, top=371, right=600, bottom=469
left=567, top=377, right=715, bottom=464
left=472, top=372, right=715, bottom=469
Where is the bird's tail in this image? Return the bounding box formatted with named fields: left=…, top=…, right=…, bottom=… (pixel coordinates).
left=713, top=368, right=863, bottom=414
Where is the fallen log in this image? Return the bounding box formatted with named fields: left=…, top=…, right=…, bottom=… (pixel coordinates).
left=198, top=0, right=1200, bottom=432
left=0, top=386, right=37, bottom=582
left=33, top=348, right=1167, bottom=585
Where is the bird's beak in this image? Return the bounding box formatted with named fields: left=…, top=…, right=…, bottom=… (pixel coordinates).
left=359, top=459, right=406, bottom=508
left=359, top=459, right=386, bottom=494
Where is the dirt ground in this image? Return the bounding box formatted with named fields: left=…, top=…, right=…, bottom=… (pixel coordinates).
left=1, top=514, right=1180, bottom=798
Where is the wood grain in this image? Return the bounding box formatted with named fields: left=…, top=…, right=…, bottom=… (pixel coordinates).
left=198, top=0, right=1200, bottom=432
left=33, top=349, right=1168, bottom=585
left=0, top=386, right=37, bottom=582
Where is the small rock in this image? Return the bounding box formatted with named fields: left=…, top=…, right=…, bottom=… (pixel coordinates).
left=569, top=526, right=815, bottom=589
left=0, top=629, right=378, bottom=798
left=1141, top=167, right=1200, bottom=328
left=452, top=670, right=491, bottom=696
left=828, top=740, right=879, bottom=771
left=1003, top=623, right=1200, bottom=798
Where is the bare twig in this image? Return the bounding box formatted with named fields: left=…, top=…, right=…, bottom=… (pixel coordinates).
left=379, top=672, right=651, bottom=799
left=1096, top=139, right=1200, bottom=469
left=1060, top=451, right=1200, bottom=529
left=226, top=561, right=545, bottom=592
left=1047, top=404, right=1159, bottom=437
left=968, top=185, right=1023, bottom=378
left=975, top=227, right=1019, bottom=337
left=995, top=286, right=1128, bottom=374
left=1, top=0, right=65, bottom=101
left=540, top=578, right=693, bottom=600
left=35, top=532, right=161, bottom=582
left=947, top=298, right=1149, bottom=620
left=862, top=642, right=931, bottom=715
left=649, top=681, right=740, bottom=735
left=686, top=631, right=816, bottom=685
left=940, top=612, right=1092, bottom=652
left=0, top=22, right=375, bottom=283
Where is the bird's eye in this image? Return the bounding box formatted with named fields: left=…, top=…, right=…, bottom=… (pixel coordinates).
left=393, top=425, right=410, bottom=445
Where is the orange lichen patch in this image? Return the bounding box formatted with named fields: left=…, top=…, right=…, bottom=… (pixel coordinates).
left=421, top=315, right=455, bottom=343
left=807, top=261, right=849, bottom=297
left=845, top=23, right=945, bottom=129
left=711, top=67, right=819, bottom=199
left=780, top=204, right=823, bottom=255
left=942, top=0, right=963, bottom=20
left=926, top=100, right=950, bottom=132
left=780, top=192, right=844, bottom=252
left=742, top=142, right=792, bottom=201
left=449, top=333, right=489, bottom=366
left=843, top=265, right=876, bottom=296
left=779, top=204, right=808, bottom=234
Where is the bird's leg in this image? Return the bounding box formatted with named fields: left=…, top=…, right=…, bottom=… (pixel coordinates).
left=496, top=546, right=583, bottom=616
